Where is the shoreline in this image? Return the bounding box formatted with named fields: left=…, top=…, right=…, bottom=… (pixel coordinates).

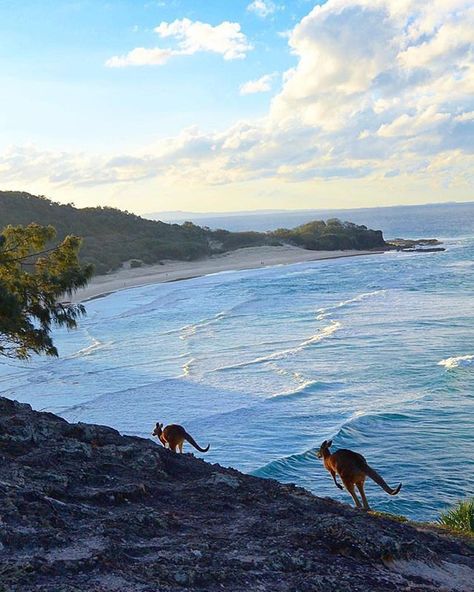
left=72, top=245, right=386, bottom=303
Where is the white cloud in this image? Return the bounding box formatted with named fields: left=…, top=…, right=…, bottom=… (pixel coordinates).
left=454, top=111, right=474, bottom=122
left=271, top=0, right=473, bottom=127
left=155, top=18, right=252, bottom=60
left=106, top=18, right=252, bottom=67
left=240, top=73, right=277, bottom=95
left=247, top=1, right=278, bottom=18
left=106, top=47, right=174, bottom=67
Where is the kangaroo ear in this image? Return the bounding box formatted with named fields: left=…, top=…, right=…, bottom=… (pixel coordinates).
left=321, top=440, right=327, bottom=448
left=326, top=440, right=333, bottom=448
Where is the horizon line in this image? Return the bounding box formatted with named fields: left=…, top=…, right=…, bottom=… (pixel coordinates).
left=147, top=199, right=474, bottom=217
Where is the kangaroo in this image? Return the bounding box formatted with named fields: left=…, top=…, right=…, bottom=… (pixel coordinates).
left=316, top=439, right=401, bottom=510
left=152, top=422, right=210, bottom=454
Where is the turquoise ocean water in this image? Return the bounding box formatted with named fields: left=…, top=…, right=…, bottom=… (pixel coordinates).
left=1, top=203, right=473, bottom=521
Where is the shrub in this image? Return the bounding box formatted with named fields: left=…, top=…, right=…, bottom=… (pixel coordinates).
left=438, top=498, right=474, bottom=533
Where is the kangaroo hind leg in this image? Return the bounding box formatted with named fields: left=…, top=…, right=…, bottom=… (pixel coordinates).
left=343, top=481, right=362, bottom=509
left=356, top=482, right=370, bottom=511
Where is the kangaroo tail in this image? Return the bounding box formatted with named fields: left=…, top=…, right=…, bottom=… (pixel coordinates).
left=365, top=464, right=402, bottom=495
left=185, top=432, right=210, bottom=453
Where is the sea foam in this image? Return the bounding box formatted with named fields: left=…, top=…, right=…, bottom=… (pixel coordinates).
left=438, top=354, right=474, bottom=369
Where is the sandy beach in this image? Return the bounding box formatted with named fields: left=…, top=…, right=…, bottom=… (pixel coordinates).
left=72, top=245, right=385, bottom=302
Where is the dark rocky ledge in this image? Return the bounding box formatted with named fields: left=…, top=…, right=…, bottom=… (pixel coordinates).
left=0, top=397, right=472, bottom=592
left=386, top=238, right=445, bottom=251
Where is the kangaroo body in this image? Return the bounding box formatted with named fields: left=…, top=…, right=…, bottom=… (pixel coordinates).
left=152, top=423, right=210, bottom=453
left=317, top=440, right=402, bottom=510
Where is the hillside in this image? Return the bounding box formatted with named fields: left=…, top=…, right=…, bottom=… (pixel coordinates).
left=0, top=396, right=472, bottom=591
left=0, top=191, right=386, bottom=275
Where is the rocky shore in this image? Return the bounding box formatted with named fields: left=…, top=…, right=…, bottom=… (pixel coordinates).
left=386, top=238, right=445, bottom=252
left=0, top=397, right=472, bottom=591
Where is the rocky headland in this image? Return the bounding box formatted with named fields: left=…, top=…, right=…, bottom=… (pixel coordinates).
left=0, top=396, right=472, bottom=591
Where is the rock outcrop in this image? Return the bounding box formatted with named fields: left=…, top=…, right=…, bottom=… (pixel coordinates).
left=386, top=238, right=444, bottom=251
left=0, top=397, right=472, bottom=591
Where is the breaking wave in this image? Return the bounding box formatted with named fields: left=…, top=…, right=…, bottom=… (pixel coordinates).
left=182, top=358, right=195, bottom=376
left=253, top=411, right=411, bottom=480
left=438, top=354, right=474, bottom=369
left=67, top=329, right=113, bottom=360
left=213, top=320, right=342, bottom=372
left=316, top=290, right=385, bottom=320
left=179, top=311, right=228, bottom=340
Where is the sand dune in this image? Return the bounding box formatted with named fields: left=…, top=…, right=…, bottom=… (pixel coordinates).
left=72, top=245, right=385, bottom=303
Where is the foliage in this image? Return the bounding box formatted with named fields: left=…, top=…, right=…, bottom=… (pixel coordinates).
left=0, top=223, right=93, bottom=359
left=0, top=192, right=386, bottom=275
left=272, top=218, right=386, bottom=250
left=438, top=499, right=474, bottom=533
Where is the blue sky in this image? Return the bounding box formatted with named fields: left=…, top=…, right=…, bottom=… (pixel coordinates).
left=0, top=0, right=472, bottom=213
left=0, top=1, right=311, bottom=149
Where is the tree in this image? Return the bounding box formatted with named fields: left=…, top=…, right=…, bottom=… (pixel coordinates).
left=0, top=224, right=93, bottom=359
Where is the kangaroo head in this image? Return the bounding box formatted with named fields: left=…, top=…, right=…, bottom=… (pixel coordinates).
left=316, top=439, right=333, bottom=458
left=152, top=422, right=163, bottom=437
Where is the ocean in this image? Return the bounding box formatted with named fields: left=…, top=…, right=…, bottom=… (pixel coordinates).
left=1, top=202, right=473, bottom=521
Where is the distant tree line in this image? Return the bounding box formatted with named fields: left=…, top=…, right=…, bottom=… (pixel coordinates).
left=0, top=192, right=386, bottom=276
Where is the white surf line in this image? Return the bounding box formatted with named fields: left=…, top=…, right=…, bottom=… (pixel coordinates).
left=212, top=320, right=343, bottom=372
left=316, top=290, right=386, bottom=320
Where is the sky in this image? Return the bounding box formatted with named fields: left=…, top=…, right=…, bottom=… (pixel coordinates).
left=0, top=0, right=473, bottom=214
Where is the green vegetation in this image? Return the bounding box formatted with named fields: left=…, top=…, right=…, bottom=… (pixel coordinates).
left=438, top=499, right=474, bottom=534
left=273, top=219, right=385, bottom=251
left=0, top=223, right=92, bottom=359
left=0, top=191, right=386, bottom=275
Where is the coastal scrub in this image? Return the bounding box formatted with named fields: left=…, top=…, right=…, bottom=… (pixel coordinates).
left=439, top=499, right=474, bottom=534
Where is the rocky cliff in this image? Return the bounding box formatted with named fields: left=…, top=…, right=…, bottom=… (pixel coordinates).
left=0, top=397, right=472, bottom=591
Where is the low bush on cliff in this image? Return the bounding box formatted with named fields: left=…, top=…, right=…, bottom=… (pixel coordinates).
left=438, top=498, right=474, bottom=533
